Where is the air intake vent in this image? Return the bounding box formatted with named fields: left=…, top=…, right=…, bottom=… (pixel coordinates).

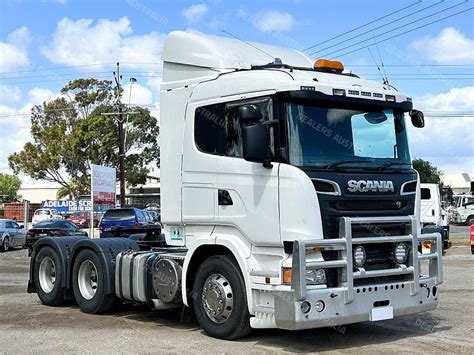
left=311, top=179, right=341, bottom=195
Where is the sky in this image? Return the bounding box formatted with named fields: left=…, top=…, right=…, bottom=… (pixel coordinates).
left=0, top=0, right=473, bottom=187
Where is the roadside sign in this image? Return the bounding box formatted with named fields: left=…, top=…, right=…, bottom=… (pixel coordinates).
left=91, top=164, right=116, bottom=237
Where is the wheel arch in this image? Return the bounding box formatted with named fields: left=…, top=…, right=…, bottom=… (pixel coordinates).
left=182, top=234, right=253, bottom=314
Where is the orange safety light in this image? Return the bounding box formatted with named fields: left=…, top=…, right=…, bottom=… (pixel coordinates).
left=283, top=268, right=292, bottom=284
left=314, top=59, right=344, bottom=73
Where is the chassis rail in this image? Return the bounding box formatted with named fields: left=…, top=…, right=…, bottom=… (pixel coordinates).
left=291, top=216, right=443, bottom=303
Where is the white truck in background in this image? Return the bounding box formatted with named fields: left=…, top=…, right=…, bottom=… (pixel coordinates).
left=420, top=183, right=450, bottom=251
left=27, top=31, right=443, bottom=340
left=452, top=193, right=474, bottom=225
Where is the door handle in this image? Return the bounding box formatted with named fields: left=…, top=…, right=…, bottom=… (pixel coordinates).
left=218, top=190, right=233, bottom=206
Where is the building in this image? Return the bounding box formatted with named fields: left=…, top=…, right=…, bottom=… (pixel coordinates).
left=18, top=182, right=63, bottom=203
left=441, top=173, right=474, bottom=194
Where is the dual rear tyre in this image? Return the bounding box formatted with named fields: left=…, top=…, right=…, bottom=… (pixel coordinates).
left=72, top=249, right=115, bottom=314
left=33, top=247, right=65, bottom=306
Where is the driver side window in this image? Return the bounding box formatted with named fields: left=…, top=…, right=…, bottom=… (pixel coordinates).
left=194, top=97, right=274, bottom=158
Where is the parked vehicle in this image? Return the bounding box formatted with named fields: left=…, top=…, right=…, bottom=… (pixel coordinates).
left=26, top=220, right=88, bottom=254
left=0, top=219, right=26, bottom=252
left=99, top=208, right=156, bottom=238
left=68, top=211, right=99, bottom=228
left=451, top=193, right=474, bottom=225
left=32, top=208, right=62, bottom=226
left=27, top=31, right=443, bottom=340
left=420, top=183, right=450, bottom=251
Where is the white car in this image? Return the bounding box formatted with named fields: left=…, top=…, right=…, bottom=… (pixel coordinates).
left=32, top=208, right=62, bottom=226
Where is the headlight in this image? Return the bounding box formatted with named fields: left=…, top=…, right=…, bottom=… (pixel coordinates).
left=353, top=246, right=366, bottom=267
left=305, top=269, right=326, bottom=285
left=394, top=243, right=408, bottom=264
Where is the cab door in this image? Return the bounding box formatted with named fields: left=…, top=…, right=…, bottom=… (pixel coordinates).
left=190, top=95, right=280, bottom=246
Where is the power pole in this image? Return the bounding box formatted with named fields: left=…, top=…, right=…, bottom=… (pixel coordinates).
left=113, top=62, right=126, bottom=207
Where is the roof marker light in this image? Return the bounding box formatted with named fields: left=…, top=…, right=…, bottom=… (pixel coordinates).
left=314, top=59, right=344, bottom=73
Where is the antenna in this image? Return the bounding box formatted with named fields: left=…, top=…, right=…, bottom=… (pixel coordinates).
left=221, top=29, right=275, bottom=60
left=373, top=36, right=389, bottom=86
left=367, top=47, right=386, bottom=84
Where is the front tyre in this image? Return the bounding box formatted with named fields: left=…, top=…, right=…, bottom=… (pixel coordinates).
left=72, top=249, right=115, bottom=314
left=33, top=246, right=65, bottom=306
left=193, top=255, right=251, bottom=340
left=1, top=236, right=10, bottom=252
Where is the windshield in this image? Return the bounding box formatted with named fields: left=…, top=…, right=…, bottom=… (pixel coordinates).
left=285, top=102, right=411, bottom=170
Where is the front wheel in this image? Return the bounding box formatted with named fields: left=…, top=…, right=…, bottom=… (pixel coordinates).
left=72, top=249, right=115, bottom=314
left=192, top=255, right=251, bottom=340
left=1, top=236, right=10, bottom=252
left=466, top=216, right=474, bottom=225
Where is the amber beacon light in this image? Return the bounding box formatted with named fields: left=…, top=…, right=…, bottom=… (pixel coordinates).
left=314, top=59, right=344, bottom=73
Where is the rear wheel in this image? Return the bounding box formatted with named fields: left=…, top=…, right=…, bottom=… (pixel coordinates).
left=466, top=216, right=474, bottom=225
left=193, top=255, right=251, bottom=340
left=72, top=249, right=115, bottom=314
left=1, top=236, right=10, bottom=252
left=33, top=246, right=65, bottom=306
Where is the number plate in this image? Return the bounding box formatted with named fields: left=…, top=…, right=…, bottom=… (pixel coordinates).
left=39, top=233, right=48, bottom=237
left=370, top=306, right=393, bottom=321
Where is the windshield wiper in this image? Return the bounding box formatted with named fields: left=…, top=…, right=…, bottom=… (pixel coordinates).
left=321, top=159, right=375, bottom=169
left=377, top=161, right=412, bottom=171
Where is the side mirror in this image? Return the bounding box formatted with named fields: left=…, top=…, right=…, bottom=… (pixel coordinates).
left=242, top=123, right=270, bottom=166
left=18, top=225, right=24, bottom=229
left=239, top=105, right=271, bottom=167
left=409, top=109, right=425, bottom=128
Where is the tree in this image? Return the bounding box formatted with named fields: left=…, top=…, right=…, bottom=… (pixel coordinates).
left=8, top=79, right=160, bottom=198
left=0, top=173, right=22, bottom=202
left=412, top=158, right=443, bottom=185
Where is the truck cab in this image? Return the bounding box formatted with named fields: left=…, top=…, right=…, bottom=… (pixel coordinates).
left=452, top=194, right=474, bottom=225
left=420, top=183, right=450, bottom=250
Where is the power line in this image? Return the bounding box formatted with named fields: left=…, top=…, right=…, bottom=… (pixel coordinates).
left=0, top=62, right=163, bottom=76
left=328, top=6, right=474, bottom=58
left=303, top=0, right=421, bottom=51
left=311, top=0, right=443, bottom=55
left=347, top=64, right=474, bottom=67
left=0, top=70, right=162, bottom=81
left=318, top=1, right=470, bottom=58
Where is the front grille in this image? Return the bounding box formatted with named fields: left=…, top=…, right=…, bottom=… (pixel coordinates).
left=331, top=200, right=407, bottom=211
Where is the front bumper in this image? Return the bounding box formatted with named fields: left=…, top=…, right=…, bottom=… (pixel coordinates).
left=274, top=215, right=443, bottom=330
left=274, top=277, right=439, bottom=330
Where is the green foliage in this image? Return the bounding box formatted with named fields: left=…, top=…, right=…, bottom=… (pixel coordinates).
left=8, top=79, right=160, bottom=199
left=0, top=173, right=22, bottom=202
left=412, top=158, right=443, bottom=185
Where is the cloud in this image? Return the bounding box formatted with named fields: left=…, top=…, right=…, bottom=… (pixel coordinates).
left=0, top=26, right=30, bottom=72
left=41, top=17, right=166, bottom=68
left=0, top=85, right=21, bottom=104
left=182, top=3, right=208, bottom=22
left=28, top=87, right=55, bottom=104
left=254, top=10, right=294, bottom=32
left=122, top=82, right=153, bottom=105
left=411, top=27, right=474, bottom=64
left=408, top=86, right=474, bottom=173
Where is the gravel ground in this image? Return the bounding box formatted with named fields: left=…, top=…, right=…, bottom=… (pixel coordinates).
left=0, top=235, right=472, bottom=354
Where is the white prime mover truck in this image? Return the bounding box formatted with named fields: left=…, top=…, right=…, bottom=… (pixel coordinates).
left=27, top=31, right=443, bottom=340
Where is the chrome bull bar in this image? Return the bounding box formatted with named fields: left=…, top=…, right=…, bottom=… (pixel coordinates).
left=291, top=216, right=443, bottom=304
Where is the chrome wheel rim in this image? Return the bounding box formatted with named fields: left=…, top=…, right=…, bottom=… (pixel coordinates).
left=78, top=260, right=98, bottom=300
left=39, top=256, right=56, bottom=293
left=201, top=273, right=234, bottom=324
